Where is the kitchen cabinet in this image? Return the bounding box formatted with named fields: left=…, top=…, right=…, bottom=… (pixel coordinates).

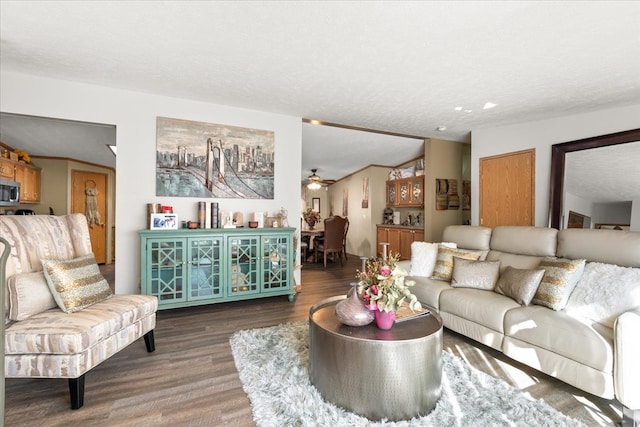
left=139, top=227, right=294, bottom=310
left=13, top=162, right=41, bottom=203
left=376, top=225, right=424, bottom=260
left=0, top=158, right=14, bottom=179
left=386, top=176, right=424, bottom=207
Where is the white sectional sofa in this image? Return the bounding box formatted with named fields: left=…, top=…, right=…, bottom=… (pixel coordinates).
left=400, top=225, right=640, bottom=424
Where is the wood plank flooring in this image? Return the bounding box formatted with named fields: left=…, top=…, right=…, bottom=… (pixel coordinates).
left=4, top=257, right=621, bottom=426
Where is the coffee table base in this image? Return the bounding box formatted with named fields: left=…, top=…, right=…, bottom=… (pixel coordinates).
left=309, top=296, right=443, bottom=421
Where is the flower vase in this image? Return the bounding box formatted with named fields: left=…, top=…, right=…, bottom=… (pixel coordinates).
left=335, top=284, right=374, bottom=327
left=374, top=309, right=396, bottom=330
left=305, top=218, right=316, bottom=230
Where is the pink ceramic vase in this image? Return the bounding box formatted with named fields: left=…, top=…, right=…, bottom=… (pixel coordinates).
left=335, top=284, right=374, bottom=327
left=374, top=309, right=396, bottom=330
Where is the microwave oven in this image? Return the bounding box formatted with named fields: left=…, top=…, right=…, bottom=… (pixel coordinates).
left=0, top=179, right=21, bottom=206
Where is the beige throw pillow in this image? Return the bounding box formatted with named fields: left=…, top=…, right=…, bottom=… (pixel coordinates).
left=41, top=253, right=113, bottom=313
left=495, top=266, right=545, bottom=306
left=431, top=245, right=481, bottom=282
left=532, top=257, right=586, bottom=311
left=8, top=272, right=57, bottom=321
left=451, top=258, right=500, bottom=290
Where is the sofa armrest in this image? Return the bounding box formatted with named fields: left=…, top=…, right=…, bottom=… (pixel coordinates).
left=615, top=307, right=640, bottom=409
left=397, top=260, right=411, bottom=272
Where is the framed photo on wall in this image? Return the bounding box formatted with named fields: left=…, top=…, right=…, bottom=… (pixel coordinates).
left=312, top=197, right=320, bottom=213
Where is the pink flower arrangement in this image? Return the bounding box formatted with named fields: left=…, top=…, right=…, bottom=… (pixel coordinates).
left=356, top=252, right=421, bottom=313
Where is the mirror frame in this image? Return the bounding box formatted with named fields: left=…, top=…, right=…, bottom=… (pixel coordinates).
left=548, top=128, right=640, bottom=229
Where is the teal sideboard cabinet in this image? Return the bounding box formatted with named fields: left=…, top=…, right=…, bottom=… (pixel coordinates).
left=139, top=227, right=295, bottom=310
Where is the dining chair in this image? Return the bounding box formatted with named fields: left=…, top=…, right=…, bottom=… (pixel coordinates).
left=314, top=215, right=347, bottom=268
left=342, top=217, right=349, bottom=261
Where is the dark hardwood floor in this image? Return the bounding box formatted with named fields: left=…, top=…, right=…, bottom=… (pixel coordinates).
left=4, top=257, right=620, bottom=426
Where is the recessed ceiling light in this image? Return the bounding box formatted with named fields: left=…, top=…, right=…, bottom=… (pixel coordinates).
left=454, top=106, right=463, bottom=111
left=436, top=126, right=447, bottom=132
left=483, top=102, right=497, bottom=110
left=464, top=109, right=472, bottom=113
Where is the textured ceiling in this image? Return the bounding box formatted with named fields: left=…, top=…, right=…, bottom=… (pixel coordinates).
left=1, top=1, right=639, bottom=192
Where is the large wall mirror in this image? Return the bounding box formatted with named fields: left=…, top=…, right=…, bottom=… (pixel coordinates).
left=548, top=128, right=640, bottom=229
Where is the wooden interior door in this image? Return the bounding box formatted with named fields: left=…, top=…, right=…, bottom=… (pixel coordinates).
left=71, top=170, right=108, bottom=263
left=479, top=149, right=535, bottom=228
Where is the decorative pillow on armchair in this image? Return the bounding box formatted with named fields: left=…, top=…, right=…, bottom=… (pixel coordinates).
left=41, top=253, right=113, bottom=313
left=532, top=257, right=586, bottom=311
left=451, top=257, right=500, bottom=290
left=431, top=245, right=481, bottom=281
left=7, top=271, right=57, bottom=321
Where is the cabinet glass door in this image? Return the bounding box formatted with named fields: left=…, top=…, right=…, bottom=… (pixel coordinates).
left=387, top=182, right=397, bottom=206
left=189, top=237, right=223, bottom=300
left=147, top=239, right=186, bottom=303
left=398, top=181, right=410, bottom=205
left=261, top=235, right=290, bottom=292
left=411, top=179, right=423, bottom=204
left=228, top=236, right=259, bottom=296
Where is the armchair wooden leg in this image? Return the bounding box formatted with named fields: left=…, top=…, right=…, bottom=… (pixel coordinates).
left=144, top=330, right=156, bottom=353
left=69, top=374, right=85, bottom=409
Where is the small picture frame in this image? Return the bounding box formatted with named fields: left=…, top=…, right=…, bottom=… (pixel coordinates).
left=312, top=197, right=320, bottom=213
left=150, top=213, right=179, bottom=230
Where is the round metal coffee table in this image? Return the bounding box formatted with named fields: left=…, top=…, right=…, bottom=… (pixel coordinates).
left=309, top=295, right=443, bottom=421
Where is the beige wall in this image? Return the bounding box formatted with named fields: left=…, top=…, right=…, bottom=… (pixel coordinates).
left=26, top=157, right=116, bottom=264
left=424, top=137, right=466, bottom=242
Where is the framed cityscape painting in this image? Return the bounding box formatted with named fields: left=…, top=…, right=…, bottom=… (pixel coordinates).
left=156, top=117, right=275, bottom=199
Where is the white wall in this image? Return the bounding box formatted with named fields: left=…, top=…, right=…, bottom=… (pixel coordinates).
left=471, top=104, right=640, bottom=227
left=592, top=201, right=632, bottom=227
left=1, top=71, right=302, bottom=294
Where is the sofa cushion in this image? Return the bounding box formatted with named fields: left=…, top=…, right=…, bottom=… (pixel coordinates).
left=485, top=251, right=546, bottom=274
left=7, top=272, right=57, bottom=321
left=42, top=253, right=113, bottom=313
left=409, top=241, right=456, bottom=277
left=440, top=288, right=520, bottom=333
left=532, top=257, right=586, bottom=311
left=494, top=266, right=545, bottom=306
left=557, top=228, right=640, bottom=268
left=451, top=258, right=500, bottom=290
left=442, top=225, right=492, bottom=251
left=431, top=246, right=481, bottom=281
left=5, top=294, right=158, bottom=355
left=565, top=262, right=640, bottom=328
left=490, top=226, right=557, bottom=257
left=408, top=276, right=452, bottom=310
left=504, top=305, right=613, bottom=372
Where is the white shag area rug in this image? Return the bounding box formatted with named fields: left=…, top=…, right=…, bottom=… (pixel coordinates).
left=230, top=321, right=585, bottom=427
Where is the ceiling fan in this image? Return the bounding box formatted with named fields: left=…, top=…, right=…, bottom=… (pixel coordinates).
left=307, top=169, right=335, bottom=190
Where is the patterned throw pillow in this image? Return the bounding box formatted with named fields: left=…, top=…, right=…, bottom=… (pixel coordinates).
left=41, top=253, right=113, bottom=313
left=431, top=245, right=481, bottom=282
left=532, top=257, right=586, bottom=311
left=495, top=266, right=545, bottom=306
left=451, top=258, right=500, bottom=290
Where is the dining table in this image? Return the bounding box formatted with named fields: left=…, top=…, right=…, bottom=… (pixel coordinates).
left=301, top=227, right=325, bottom=262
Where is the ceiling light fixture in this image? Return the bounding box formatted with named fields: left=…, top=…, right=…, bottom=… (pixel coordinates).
left=436, top=126, right=447, bottom=132
left=307, top=168, right=322, bottom=190
left=483, top=102, right=497, bottom=110
left=454, top=106, right=463, bottom=111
